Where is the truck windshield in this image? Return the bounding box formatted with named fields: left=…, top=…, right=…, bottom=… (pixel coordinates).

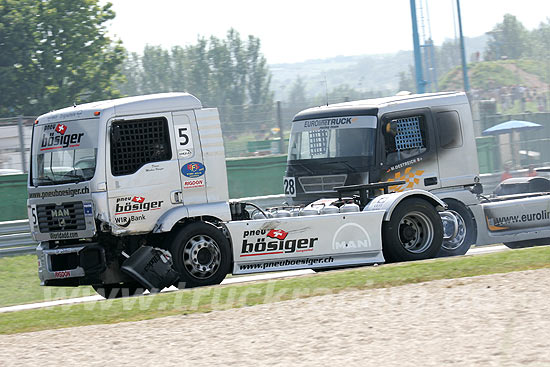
left=288, top=115, right=377, bottom=161
left=31, top=119, right=99, bottom=186
left=33, top=149, right=97, bottom=185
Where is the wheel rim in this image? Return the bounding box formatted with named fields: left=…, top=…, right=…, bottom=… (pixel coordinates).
left=441, top=210, right=466, bottom=251
left=398, top=211, right=434, bottom=254
left=183, top=234, right=221, bottom=279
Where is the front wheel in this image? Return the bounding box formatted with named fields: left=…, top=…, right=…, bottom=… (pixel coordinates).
left=169, top=222, right=231, bottom=289
left=382, top=198, right=443, bottom=262
left=438, top=201, right=476, bottom=257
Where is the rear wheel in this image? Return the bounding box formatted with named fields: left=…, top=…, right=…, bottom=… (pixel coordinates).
left=93, top=283, right=144, bottom=299
left=438, top=200, right=476, bottom=257
left=169, top=222, right=231, bottom=289
left=382, top=198, right=443, bottom=262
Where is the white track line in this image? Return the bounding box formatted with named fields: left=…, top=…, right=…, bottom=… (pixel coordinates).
left=0, top=247, right=508, bottom=313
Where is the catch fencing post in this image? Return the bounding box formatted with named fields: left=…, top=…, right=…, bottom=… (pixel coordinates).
left=17, top=116, right=27, bottom=173
left=276, top=101, right=284, bottom=154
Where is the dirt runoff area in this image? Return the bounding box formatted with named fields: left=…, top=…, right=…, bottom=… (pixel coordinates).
left=1, top=268, right=550, bottom=367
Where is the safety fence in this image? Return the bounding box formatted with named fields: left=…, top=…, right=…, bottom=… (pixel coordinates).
left=0, top=220, right=35, bottom=257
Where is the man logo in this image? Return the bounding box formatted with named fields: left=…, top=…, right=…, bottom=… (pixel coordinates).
left=332, top=222, right=372, bottom=250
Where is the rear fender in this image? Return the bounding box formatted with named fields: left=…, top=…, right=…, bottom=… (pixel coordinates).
left=364, top=189, right=446, bottom=221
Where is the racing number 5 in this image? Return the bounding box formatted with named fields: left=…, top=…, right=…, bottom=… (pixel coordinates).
left=31, top=206, right=38, bottom=226
left=283, top=177, right=296, bottom=197
left=178, top=126, right=189, bottom=147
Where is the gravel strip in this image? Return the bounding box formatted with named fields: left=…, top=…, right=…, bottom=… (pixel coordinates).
left=1, top=268, right=550, bottom=366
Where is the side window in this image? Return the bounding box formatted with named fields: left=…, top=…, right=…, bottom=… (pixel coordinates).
left=384, top=115, right=427, bottom=164
left=110, top=117, right=172, bottom=176
left=437, top=111, right=463, bottom=149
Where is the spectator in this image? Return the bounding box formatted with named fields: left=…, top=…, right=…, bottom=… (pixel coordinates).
left=528, top=165, right=537, bottom=177
left=501, top=164, right=512, bottom=182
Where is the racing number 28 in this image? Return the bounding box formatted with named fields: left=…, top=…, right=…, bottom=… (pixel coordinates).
left=283, top=177, right=296, bottom=197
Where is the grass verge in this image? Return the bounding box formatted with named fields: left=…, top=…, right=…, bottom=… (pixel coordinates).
left=1, top=246, right=549, bottom=335
left=0, top=255, right=93, bottom=308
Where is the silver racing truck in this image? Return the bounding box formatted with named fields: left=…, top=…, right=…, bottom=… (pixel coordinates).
left=284, top=92, right=550, bottom=255
left=28, top=93, right=458, bottom=298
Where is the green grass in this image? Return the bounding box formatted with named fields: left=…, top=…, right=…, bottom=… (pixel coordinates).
left=1, top=246, right=549, bottom=335
left=0, top=255, right=93, bottom=308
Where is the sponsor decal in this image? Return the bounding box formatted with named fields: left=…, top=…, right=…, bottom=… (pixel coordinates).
left=115, top=196, right=163, bottom=215
left=55, top=123, right=67, bottom=135
left=387, top=157, right=423, bottom=172
left=303, top=117, right=357, bottom=129
left=181, top=161, right=206, bottom=178
left=29, top=186, right=90, bottom=199
left=40, top=123, right=85, bottom=151
left=386, top=166, right=425, bottom=192
left=183, top=179, right=205, bottom=189
left=49, top=232, right=78, bottom=239
left=84, top=203, right=93, bottom=216
left=332, top=223, right=373, bottom=250
left=179, top=149, right=193, bottom=158
left=485, top=209, right=550, bottom=232
left=240, top=229, right=318, bottom=257
left=238, top=256, right=334, bottom=271
left=54, top=270, right=71, bottom=278
left=114, top=214, right=146, bottom=228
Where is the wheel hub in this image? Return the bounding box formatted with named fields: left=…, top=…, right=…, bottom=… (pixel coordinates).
left=183, top=235, right=221, bottom=279
left=398, top=211, right=434, bottom=254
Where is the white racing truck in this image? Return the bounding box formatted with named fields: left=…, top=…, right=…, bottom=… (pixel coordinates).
left=28, top=93, right=458, bottom=298
left=284, top=92, right=550, bottom=256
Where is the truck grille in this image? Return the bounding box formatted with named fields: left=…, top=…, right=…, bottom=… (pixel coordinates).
left=298, top=175, right=347, bottom=193
left=37, top=202, right=86, bottom=233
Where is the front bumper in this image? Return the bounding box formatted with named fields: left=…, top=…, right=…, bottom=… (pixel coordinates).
left=37, top=242, right=106, bottom=286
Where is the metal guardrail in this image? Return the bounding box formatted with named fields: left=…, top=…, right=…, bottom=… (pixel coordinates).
left=0, top=219, right=36, bottom=257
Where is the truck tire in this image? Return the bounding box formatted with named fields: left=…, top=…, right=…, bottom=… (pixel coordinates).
left=382, top=198, right=443, bottom=262
left=438, top=200, right=476, bottom=257
left=93, top=283, right=143, bottom=299
left=169, top=222, right=231, bottom=288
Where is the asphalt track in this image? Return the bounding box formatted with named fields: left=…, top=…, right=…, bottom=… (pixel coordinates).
left=0, top=244, right=508, bottom=314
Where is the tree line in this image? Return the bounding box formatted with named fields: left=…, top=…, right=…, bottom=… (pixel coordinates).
left=0, top=0, right=272, bottom=120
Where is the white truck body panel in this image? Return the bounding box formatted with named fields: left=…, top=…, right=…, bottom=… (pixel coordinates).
left=226, top=211, right=385, bottom=274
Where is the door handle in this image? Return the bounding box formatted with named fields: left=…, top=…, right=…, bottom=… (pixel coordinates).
left=171, top=190, right=183, bottom=204
left=424, top=177, right=438, bottom=186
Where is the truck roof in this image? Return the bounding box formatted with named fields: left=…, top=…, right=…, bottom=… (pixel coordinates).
left=293, top=91, right=468, bottom=121
left=36, top=93, right=202, bottom=124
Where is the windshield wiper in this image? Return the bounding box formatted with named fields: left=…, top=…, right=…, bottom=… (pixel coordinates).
left=35, top=176, right=55, bottom=185
left=59, top=172, right=86, bottom=183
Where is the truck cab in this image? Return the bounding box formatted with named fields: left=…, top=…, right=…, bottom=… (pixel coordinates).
left=285, top=92, right=481, bottom=255
left=28, top=93, right=231, bottom=291
left=286, top=92, right=479, bottom=201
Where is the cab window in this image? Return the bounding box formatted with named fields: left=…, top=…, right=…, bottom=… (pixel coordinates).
left=383, top=115, right=428, bottom=164
left=110, top=117, right=172, bottom=176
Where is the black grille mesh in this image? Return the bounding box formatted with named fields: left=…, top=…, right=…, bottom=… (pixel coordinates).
left=37, top=202, right=85, bottom=233
left=111, top=117, right=172, bottom=176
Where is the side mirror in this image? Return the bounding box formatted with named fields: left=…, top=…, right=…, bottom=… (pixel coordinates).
left=469, top=182, right=483, bottom=195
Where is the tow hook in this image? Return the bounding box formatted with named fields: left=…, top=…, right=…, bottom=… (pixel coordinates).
left=439, top=211, right=459, bottom=241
